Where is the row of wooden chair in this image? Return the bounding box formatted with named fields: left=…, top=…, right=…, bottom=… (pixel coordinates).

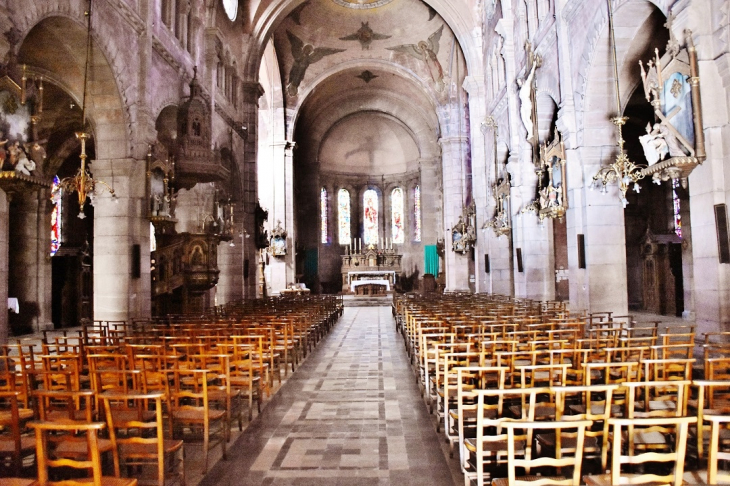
left=393, top=293, right=730, bottom=486
left=0, top=295, right=343, bottom=484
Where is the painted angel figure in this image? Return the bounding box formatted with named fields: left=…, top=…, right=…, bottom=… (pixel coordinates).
left=286, top=30, right=345, bottom=97
left=386, top=25, right=445, bottom=92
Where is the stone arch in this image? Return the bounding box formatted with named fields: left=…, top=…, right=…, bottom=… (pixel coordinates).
left=575, top=0, right=668, bottom=146
left=15, top=6, right=132, bottom=160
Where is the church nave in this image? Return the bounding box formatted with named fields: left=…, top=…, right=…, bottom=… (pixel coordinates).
left=199, top=306, right=460, bottom=486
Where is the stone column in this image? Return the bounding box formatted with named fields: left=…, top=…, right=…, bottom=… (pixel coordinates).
left=464, top=76, right=488, bottom=292
left=0, top=189, right=8, bottom=343
left=576, top=148, right=629, bottom=316
left=260, top=140, right=295, bottom=295
left=215, top=199, right=244, bottom=305
left=8, top=190, right=52, bottom=333
left=92, top=158, right=150, bottom=322
left=514, top=152, right=554, bottom=301
left=419, top=156, right=442, bottom=249
left=439, top=135, right=470, bottom=292
left=241, top=82, right=264, bottom=298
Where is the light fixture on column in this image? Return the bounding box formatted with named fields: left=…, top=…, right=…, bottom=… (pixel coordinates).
left=590, top=0, right=644, bottom=208
left=58, top=0, right=115, bottom=219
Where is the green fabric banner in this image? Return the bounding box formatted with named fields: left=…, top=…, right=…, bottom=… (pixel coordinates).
left=424, top=245, right=439, bottom=276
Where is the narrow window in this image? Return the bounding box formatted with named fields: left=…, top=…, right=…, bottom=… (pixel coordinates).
left=414, top=185, right=422, bottom=242
left=391, top=188, right=404, bottom=244
left=321, top=188, right=328, bottom=244
left=50, top=175, right=62, bottom=256
left=338, top=189, right=351, bottom=245
left=363, top=189, right=379, bottom=246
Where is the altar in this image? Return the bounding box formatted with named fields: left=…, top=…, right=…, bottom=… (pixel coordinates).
left=341, top=244, right=402, bottom=293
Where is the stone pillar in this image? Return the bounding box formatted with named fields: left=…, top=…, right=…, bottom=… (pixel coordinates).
left=464, top=76, right=488, bottom=292
left=439, top=135, right=470, bottom=292
left=259, top=139, right=295, bottom=295
left=515, top=153, right=554, bottom=301
left=8, top=190, right=52, bottom=333
left=92, top=158, right=151, bottom=322
left=241, top=82, right=264, bottom=298
left=215, top=200, right=244, bottom=305
left=419, top=156, right=442, bottom=249
left=575, top=148, right=629, bottom=316
left=0, top=189, right=8, bottom=343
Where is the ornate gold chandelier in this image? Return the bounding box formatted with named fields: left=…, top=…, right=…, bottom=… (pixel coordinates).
left=59, top=0, right=115, bottom=219
left=590, top=0, right=644, bottom=208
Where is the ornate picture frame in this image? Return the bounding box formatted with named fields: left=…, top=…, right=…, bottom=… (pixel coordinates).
left=537, top=130, right=567, bottom=221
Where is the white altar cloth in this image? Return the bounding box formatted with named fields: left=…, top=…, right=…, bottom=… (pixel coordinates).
left=350, top=279, right=390, bottom=292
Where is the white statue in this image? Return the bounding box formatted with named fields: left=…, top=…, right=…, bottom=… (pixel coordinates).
left=10, top=142, right=35, bottom=175
left=639, top=122, right=686, bottom=166
left=518, top=60, right=537, bottom=144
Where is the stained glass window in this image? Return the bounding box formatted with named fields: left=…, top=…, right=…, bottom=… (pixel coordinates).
left=50, top=175, right=62, bottom=256
left=414, top=185, right=422, bottom=242
left=391, top=188, right=404, bottom=244
left=672, top=178, right=682, bottom=238
left=363, top=189, right=378, bottom=246
left=321, top=188, right=328, bottom=244
left=338, top=189, right=351, bottom=245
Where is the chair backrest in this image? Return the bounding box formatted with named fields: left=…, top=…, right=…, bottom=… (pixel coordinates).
left=624, top=380, right=690, bottom=418
left=101, top=391, right=167, bottom=486
left=552, top=384, right=619, bottom=471
left=502, top=419, right=592, bottom=486
left=606, top=416, right=696, bottom=486
left=704, top=414, right=730, bottom=485
left=0, top=390, right=28, bottom=476
left=29, top=420, right=107, bottom=486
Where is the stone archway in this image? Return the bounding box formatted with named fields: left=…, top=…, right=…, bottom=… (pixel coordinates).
left=15, top=10, right=139, bottom=326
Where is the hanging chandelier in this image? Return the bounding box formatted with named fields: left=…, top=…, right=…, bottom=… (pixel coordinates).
left=58, top=0, right=115, bottom=218
left=590, top=0, right=644, bottom=208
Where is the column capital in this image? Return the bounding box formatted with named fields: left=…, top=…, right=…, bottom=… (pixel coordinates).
left=241, top=82, right=265, bottom=104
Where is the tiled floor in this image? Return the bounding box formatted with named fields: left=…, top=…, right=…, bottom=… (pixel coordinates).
left=198, top=306, right=461, bottom=486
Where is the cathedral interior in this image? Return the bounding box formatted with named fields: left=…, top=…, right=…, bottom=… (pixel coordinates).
left=0, top=0, right=729, bottom=484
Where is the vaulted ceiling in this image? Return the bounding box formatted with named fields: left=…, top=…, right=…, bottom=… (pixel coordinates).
left=272, top=0, right=466, bottom=174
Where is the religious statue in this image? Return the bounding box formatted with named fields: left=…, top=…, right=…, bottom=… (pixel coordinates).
left=387, top=25, right=445, bottom=92
left=286, top=30, right=345, bottom=97
left=9, top=141, right=34, bottom=175
left=639, top=122, right=686, bottom=166
left=517, top=45, right=540, bottom=145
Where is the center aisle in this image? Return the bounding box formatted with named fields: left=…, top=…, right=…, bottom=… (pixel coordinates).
left=199, top=306, right=461, bottom=485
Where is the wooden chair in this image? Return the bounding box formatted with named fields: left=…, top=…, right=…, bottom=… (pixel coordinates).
left=537, top=384, right=619, bottom=471
left=689, top=379, right=730, bottom=461
left=0, top=391, right=35, bottom=477
left=583, top=416, right=696, bottom=486
left=449, top=366, right=506, bottom=465
left=187, top=353, right=243, bottom=436
left=101, top=391, right=185, bottom=486
left=492, top=419, right=592, bottom=486
left=466, top=387, right=554, bottom=486
left=166, top=369, right=227, bottom=473
left=704, top=414, right=730, bottom=485
left=29, top=420, right=137, bottom=486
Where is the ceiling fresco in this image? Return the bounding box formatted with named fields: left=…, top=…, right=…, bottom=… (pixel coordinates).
left=272, top=0, right=465, bottom=108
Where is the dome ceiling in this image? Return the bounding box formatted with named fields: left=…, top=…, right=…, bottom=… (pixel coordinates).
left=319, top=111, right=419, bottom=175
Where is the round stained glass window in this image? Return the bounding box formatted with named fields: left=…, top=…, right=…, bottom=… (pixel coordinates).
left=223, top=0, right=237, bottom=21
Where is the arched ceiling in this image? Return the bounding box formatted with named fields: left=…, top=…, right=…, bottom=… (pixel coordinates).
left=272, top=0, right=463, bottom=110
left=272, top=0, right=460, bottom=175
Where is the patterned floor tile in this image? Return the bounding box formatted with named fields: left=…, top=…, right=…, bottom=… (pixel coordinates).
left=199, top=306, right=460, bottom=486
